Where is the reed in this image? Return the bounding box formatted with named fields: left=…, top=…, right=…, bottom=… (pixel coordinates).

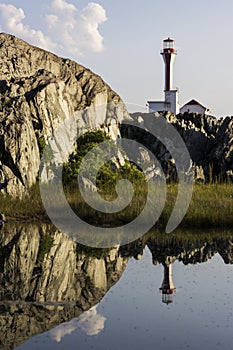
left=0, top=184, right=46, bottom=221
left=0, top=181, right=232, bottom=230
left=160, top=182, right=233, bottom=229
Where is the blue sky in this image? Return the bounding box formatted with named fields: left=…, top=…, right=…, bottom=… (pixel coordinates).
left=0, top=0, right=232, bottom=117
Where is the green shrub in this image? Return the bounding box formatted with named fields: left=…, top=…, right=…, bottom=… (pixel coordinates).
left=63, top=130, right=145, bottom=193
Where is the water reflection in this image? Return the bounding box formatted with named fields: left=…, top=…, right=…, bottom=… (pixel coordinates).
left=0, top=223, right=232, bottom=349
left=0, top=222, right=128, bottom=349
left=159, top=263, right=176, bottom=304
left=50, top=304, right=106, bottom=342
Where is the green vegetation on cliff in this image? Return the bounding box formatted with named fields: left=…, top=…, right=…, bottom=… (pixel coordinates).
left=62, top=129, right=145, bottom=193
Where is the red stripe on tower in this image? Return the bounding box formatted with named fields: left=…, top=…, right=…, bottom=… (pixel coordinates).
left=164, top=54, right=171, bottom=91
left=160, top=37, right=177, bottom=91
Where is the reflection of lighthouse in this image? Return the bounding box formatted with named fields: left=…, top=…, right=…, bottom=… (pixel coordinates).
left=159, top=263, right=176, bottom=304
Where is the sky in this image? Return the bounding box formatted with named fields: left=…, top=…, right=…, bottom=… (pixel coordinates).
left=0, top=0, right=233, bottom=117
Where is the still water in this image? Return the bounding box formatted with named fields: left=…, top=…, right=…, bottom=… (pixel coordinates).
left=0, top=224, right=232, bottom=350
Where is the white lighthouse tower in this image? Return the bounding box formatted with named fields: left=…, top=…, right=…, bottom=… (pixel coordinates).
left=161, top=37, right=176, bottom=92
left=147, top=37, right=180, bottom=114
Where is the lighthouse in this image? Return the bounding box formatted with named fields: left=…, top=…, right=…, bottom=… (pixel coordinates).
left=147, top=37, right=180, bottom=115
left=159, top=263, right=176, bottom=304
left=161, top=37, right=177, bottom=92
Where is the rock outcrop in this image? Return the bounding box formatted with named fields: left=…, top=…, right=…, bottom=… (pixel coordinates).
left=125, top=111, right=233, bottom=182
left=0, top=33, right=129, bottom=196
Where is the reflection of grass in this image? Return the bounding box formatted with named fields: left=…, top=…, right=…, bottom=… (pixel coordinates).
left=0, top=182, right=233, bottom=229
left=146, top=228, right=233, bottom=244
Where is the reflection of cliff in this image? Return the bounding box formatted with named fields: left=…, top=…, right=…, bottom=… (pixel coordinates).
left=146, top=236, right=233, bottom=265
left=0, top=223, right=128, bottom=350
left=120, top=233, right=233, bottom=266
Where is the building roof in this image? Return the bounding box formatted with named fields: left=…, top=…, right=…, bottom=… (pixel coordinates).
left=164, top=37, right=174, bottom=42
left=182, top=99, right=208, bottom=110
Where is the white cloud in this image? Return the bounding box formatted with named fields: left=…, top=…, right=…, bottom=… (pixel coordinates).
left=0, top=4, right=56, bottom=51
left=50, top=305, right=106, bottom=342
left=46, top=0, right=107, bottom=56
left=0, top=1, right=107, bottom=58
left=50, top=0, right=76, bottom=11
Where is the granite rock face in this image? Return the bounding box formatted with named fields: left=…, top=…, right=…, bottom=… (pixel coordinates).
left=0, top=33, right=129, bottom=196
left=125, top=112, right=233, bottom=182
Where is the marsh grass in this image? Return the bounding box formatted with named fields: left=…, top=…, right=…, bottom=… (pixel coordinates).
left=0, top=184, right=46, bottom=221
left=161, top=182, right=233, bottom=229
left=189, top=183, right=233, bottom=227
left=62, top=179, right=148, bottom=226
left=0, top=182, right=232, bottom=229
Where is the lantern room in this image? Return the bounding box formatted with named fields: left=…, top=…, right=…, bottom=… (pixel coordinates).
left=162, top=37, right=176, bottom=53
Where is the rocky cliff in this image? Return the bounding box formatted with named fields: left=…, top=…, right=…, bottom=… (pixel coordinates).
left=0, top=33, right=129, bottom=196
left=125, top=112, right=233, bottom=182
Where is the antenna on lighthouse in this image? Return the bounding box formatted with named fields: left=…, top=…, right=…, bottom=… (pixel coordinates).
left=161, top=37, right=177, bottom=91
